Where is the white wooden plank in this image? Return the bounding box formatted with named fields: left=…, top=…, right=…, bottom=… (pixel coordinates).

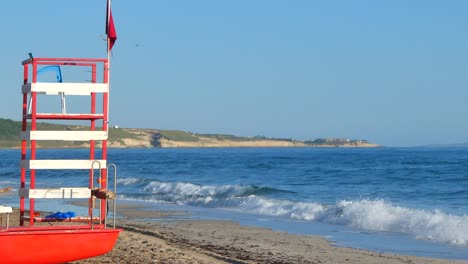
left=0, top=206, right=12, bottom=213
left=20, top=131, right=108, bottom=141
left=19, top=188, right=90, bottom=199
left=20, top=160, right=106, bottom=170
left=22, top=83, right=108, bottom=95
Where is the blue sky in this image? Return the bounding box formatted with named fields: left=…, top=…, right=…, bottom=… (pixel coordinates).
left=0, top=1, right=467, bottom=146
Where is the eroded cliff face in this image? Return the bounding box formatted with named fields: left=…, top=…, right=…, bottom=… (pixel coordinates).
left=158, top=138, right=306, bottom=148
left=108, top=129, right=155, bottom=148
left=158, top=138, right=380, bottom=148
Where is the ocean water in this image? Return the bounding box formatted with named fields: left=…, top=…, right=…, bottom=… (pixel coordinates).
left=0, top=147, right=467, bottom=260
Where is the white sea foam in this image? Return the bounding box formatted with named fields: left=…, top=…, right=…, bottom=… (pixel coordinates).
left=239, top=197, right=468, bottom=246
left=143, top=181, right=251, bottom=198
left=333, top=199, right=468, bottom=245
left=126, top=180, right=468, bottom=246
left=142, top=181, right=249, bottom=206
left=116, top=177, right=143, bottom=185
left=0, top=180, right=16, bottom=186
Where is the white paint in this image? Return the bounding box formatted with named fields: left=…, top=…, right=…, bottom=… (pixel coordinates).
left=19, top=188, right=91, bottom=199
left=20, top=131, right=108, bottom=141
left=0, top=206, right=12, bottom=213
left=20, top=160, right=106, bottom=169
left=22, top=82, right=109, bottom=95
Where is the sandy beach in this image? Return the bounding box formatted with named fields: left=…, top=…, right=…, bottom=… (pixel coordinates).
left=2, top=205, right=466, bottom=264
left=66, top=204, right=467, bottom=264
left=0, top=201, right=465, bottom=263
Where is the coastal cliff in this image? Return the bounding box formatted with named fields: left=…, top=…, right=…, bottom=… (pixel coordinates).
left=0, top=118, right=381, bottom=148
left=104, top=128, right=381, bottom=148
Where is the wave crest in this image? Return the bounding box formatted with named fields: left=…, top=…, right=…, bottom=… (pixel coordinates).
left=335, top=199, right=468, bottom=245
left=121, top=180, right=468, bottom=246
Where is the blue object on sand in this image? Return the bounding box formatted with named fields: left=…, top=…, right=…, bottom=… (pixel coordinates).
left=44, top=211, right=76, bottom=220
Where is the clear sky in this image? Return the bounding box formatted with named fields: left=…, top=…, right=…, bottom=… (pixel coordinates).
left=0, top=0, right=467, bottom=147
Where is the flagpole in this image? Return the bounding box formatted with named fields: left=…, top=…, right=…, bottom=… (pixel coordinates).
left=107, top=0, right=111, bottom=128
left=107, top=35, right=111, bottom=127
left=106, top=0, right=116, bottom=127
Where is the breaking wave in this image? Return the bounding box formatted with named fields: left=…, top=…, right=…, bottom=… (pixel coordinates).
left=118, top=179, right=468, bottom=246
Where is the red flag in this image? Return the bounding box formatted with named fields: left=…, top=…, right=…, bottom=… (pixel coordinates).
left=106, top=0, right=117, bottom=51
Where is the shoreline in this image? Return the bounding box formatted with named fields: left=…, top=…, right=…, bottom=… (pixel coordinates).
left=1, top=187, right=466, bottom=263
left=2, top=204, right=466, bottom=263
left=71, top=204, right=466, bottom=264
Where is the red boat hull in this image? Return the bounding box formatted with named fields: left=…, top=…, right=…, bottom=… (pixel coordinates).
left=0, top=227, right=121, bottom=263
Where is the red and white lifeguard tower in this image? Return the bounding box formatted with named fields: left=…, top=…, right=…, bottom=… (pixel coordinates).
left=0, top=1, right=122, bottom=263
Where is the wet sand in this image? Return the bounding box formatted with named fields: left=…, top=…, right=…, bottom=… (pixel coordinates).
left=70, top=204, right=466, bottom=264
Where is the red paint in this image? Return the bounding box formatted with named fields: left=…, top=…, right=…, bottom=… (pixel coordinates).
left=22, top=58, right=107, bottom=65
left=26, top=113, right=105, bottom=120
left=0, top=228, right=121, bottom=263
left=17, top=55, right=120, bottom=261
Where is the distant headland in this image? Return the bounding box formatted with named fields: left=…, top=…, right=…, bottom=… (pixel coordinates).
left=0, top=118, right=381, bottom=148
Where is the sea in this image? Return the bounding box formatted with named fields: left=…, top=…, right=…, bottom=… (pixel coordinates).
left=0, top=147, right=467, bottom=260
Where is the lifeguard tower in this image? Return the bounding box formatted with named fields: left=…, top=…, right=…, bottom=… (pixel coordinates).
left=0, top=1, right=122, bottom=262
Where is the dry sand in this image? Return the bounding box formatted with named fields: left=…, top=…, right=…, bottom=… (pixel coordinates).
left=68, top=205, right=467, bottom=264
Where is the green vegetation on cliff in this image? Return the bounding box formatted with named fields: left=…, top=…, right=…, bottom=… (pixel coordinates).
left=0, top=118, right=145, bottom=148
left=158, top=130, right=199, bottom=142
left=0, top=118, right=21, bottom=147
left=108, top=127, right=143, bottom=144
left=198, top=133, right=254, bottom=142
